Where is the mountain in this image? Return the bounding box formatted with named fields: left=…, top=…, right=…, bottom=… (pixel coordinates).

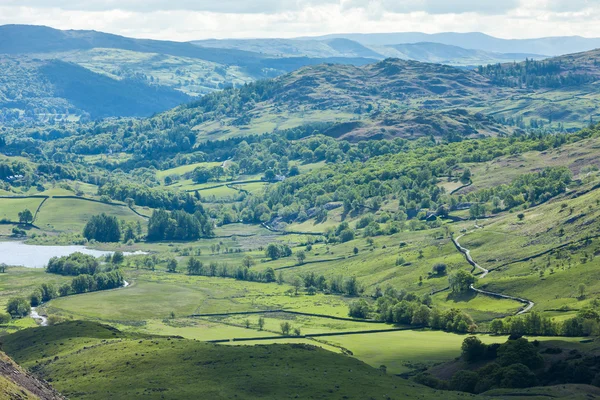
left=303, top=32, right=600, bottom=56
left=194, top=37, right=382, bottom=59
left=379, top=42, right=546, bottom=65
left=0, top=56, right=192, bottom=122
left=122, top=49, right=600, bottom=143
left=0, top=25, right=378, bottom=123
left=194, top=37, right=547, bottom=66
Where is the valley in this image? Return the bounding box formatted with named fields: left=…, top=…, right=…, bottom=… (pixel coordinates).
left=3, top=21, right=600, bottom=399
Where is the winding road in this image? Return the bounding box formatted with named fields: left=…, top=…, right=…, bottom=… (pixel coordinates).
left=453, top=227, right=535, bottom=315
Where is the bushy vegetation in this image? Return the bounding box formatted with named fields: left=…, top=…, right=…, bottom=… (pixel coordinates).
left=83, top=213, right=121, bottom=242
left=46, top=253, right=99, bottom=276
left=147, top=209, right=213, bottom=241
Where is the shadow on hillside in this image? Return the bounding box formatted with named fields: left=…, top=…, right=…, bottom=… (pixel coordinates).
left=445, top=290, right=477, bottom=303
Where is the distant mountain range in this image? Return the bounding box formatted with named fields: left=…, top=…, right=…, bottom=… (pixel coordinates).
left=194, top=37, right=548, bottom=66
left=299, top=32, right=600, bottom=56
left=2, top=24, right=600, bottom=125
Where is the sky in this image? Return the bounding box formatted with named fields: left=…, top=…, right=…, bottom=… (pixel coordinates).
left=0, top=0, right=598, bottom=41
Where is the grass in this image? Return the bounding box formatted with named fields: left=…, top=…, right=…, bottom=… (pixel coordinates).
left=156, top=161, right=222, bottom=180
left=0, top=197, right=44, bottom=222
left=323, top=330, right=586, bottom=375
left=0, top=267, right=71, bottom=310
left=1, top=321, right=469, bottom=400
left=35, top=198, right=146, bottom=234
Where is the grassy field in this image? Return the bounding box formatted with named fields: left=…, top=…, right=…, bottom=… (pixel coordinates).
left=35, top=198, right=145, bottom=234
left=0, top=321, right=469, bottom=400
left=0, top=197, right=44, bottom=222
left=156, top=161, right=222, bottom=180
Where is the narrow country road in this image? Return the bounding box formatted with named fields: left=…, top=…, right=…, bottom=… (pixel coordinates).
left=452, top=227, right=535, bottom=315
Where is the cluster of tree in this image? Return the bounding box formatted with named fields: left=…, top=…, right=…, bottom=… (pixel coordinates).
left=418, top=335, right=600, bottom=394
left=349, top=288, right=476, bottom=334
left=98, top=181, right=202, bottom=212
left=46, top=252, right=99, bottom=276
left=265, top=243, right=293, bottom=260
left=31, top=269, right=124, bottom=307
left=469, top=166, right=572, bottom=213
left=147, top=209, right=214, bottom=241
left=70, top=270, right=124, bottom=294
left=449, top=270, right=477, bottom=293
left=183, top=257, right=278, bottom=284
left=83, top=213, right=121, bottom=242
left=234, top=129, right=597, bottom=231
left=489, top=308, right=600, bottom=337
left=478, top=59, right=595, bottom=89
left=6, top=297, right=31, bottom=318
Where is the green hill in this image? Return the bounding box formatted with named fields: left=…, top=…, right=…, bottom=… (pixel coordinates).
left=0, top=56, right=192, bottom=122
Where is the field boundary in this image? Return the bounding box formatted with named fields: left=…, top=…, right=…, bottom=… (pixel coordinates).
left=452, top=230, right=535, bottom=315
left=190, top=309, right=387, bottom=324
left=206, top=327, right=419, bottom=343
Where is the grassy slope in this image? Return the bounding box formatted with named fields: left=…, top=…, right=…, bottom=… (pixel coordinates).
left=0, top=321, right=467, bottom=400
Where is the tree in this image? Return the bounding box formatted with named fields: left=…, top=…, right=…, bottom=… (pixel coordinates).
left=280, top=321, right=291, bottom=335
left=461, top=336, right=487, bottom=362
left=112, top=251, right=124, bottom=265
left=517, top=213, right=525, bottom=221
left=460, top=168, right=472, bottom=185
left=296, top=251, right=306, bottom=265
left=292, top=276, right=303, bottom=295
left=258, top=317, right=265, bottom=330
left=293, top=327, right=302, bottom=336
left=450, top=370, right=478, bottom=393
left=432, top=263, right=447, bottom=276
left=348, top=299, right=370, bottom=319
left=578, top=283, right=587, bottom=299
left=83, top=213, right=121, bottom=243
left=353, top=247, right=359, bottom=255
left=0, top=263, right=6, bottom=273
left=339, top=229, right=355, bottom=243
left=490, top=319, right=505, bottom=335
left=244, top=319, right=251, bottom=329
left=6, top=297, right=30, bottom=318
left=449, top=270, right=477, bottom=293
left=345, top=276, right=360, bottom=296
left=18, top=209, right=33, bottom=225
left=242, top=256, right=255, bottom=268
left=497, top=338, right=543, bottom=369
left=59, top=283, right=71, bottom=297
left=167, top=258, right=178, bottom=273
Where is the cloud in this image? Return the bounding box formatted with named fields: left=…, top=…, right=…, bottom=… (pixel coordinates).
left=1, top=1, right=600, bottom=41
left=342, top=0, right=520, bottom=15
left=0, top=0, right=338, bottom=14
left=4, top=0, right=521, bottom=15
left=544, top=0, right=594, bottom=13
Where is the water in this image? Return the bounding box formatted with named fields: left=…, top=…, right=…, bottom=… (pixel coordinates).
left=0, top=241, right=145, bottom=268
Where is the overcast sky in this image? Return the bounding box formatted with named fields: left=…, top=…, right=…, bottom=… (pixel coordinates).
left=0, top=0, right=598, bottom=41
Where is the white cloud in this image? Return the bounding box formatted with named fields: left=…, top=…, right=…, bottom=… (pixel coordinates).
left=1, top=1, right=600, bottom=40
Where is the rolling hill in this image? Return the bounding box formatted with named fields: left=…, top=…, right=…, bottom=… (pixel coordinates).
left=0, top=56, right=192, bottom=122
left=126, top=52, right=600, bottom=143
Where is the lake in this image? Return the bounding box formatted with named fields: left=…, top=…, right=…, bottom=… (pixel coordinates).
left=0, top=241, right=144, bottom=268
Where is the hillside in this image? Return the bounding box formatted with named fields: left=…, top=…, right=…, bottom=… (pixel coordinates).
left=0, top=56, right=192, bottom=122
left=0, top=25, right=377, bottom=124
left=0, top=350, right=63, bottom=399
left=0, top=321, right=471, bottom=400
